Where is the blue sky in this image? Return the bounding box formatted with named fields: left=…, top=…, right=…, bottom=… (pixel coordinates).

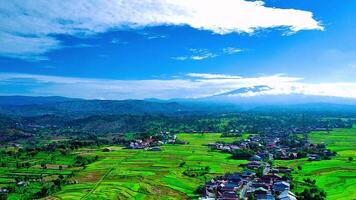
left=0, top=0, right=356, bottom=99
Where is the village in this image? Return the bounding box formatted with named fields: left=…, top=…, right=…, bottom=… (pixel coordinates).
left=197, top=130, right=337, bottom=200
left=200, top=166, right=295, bottom=200
left=125, top=131, right=187, bottom=151
left=208, top=133, right=335, bottom=162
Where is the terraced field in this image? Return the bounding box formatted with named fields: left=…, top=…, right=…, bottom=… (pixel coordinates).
left=52, top=134, right=247, bottom=199
left=276, top=126, right=356, bottom=200
left=1, top=151, right=80, bottom=200
left=42, top=127, right=355, bottom=199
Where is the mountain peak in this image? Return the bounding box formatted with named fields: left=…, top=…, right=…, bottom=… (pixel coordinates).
left=214, top=85, right=272, bottom=97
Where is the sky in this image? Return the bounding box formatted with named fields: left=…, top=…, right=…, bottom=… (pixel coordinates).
left=0, top=0, right=356, bottom=100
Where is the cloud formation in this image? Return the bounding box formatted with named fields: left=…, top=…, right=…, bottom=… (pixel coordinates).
left=171, top=47, right=242, bottom=61
left=0, top=0, right=323, bottom=60
left=171, top=49, right=218, bottom=61
left=186, top=73, right=242, bottom=79
left=223, top=47, right=243, bottom=55
left=0, top=73, right=355, bottom=100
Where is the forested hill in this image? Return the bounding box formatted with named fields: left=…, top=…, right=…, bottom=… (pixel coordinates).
left=0, top=99, right=191, bottom=116
left=0, top=95, right=80, bottom=106
left=1, top=96, right=356, bottom=117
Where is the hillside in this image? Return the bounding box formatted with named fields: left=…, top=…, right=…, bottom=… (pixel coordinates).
left=1, top=96, right=356, bottom=117
left=0, top=98, right=190, bottom=116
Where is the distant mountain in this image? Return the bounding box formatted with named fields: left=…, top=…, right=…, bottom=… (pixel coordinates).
left=0, top=94, right=356, bottom=117
left=0, top=96, right=80, bottom=106
left=213, top=85, right=272, bottom=96
left=193, top=85, right=356, bottom=106
left=0, top=99, right=191, bottom=117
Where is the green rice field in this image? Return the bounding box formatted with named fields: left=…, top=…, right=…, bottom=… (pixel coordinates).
left=51, top=134, right=246, bottom=199
left=7, top=128, right=354, bottom=200
left=276, top=126, right=356, bottom=200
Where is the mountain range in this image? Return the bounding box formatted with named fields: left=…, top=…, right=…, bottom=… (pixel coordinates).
left=1, top=86, right=356, bottom=116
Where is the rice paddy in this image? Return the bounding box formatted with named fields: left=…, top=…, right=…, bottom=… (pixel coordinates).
left=51, top=134, right=246, bottom=199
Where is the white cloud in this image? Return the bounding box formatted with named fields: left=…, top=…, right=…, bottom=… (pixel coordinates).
left=139, top=32, right=167, bottom=40
left=170, top=56, right=189, bottom=61
left=172, top=47, right=242, bottom=61
left=222, top=47, right=243, bottom=55
left=186, top=73, right=242, bottom=79
left=172, top=48, right=217, bottom=61
left=0, top=0, right=323, bottom=60
left=0, top=32, right=60, bottom=61
left=1, top=73, right=355, bottom=100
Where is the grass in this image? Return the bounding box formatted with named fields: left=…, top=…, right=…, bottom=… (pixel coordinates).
left=0, top=151, right=79, bottom=200
left=6, top=128, right=354, bottom=199
left=51, top=133, right=246, bottom=200
left=276, top=126, right=356, bottom=200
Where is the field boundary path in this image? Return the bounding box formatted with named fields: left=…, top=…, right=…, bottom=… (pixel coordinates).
left=80, top=152, right=140, bottom=200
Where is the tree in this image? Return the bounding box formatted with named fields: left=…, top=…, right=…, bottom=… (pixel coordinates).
left=231, top=149, right=254, bottom=159
left=37, top=186, right=49, bottom=197
left=256, top=167, right=264, bottom=178
left=41, top=163, right=47, bottom=169
left=24, top=162, right=31, bottom=171
left=178, top=162, right=186, bottom=167
left=248, top=193, right=257, bottom=200
left=204, top=166, right=210, bottom=172
left=193, top=185, right=205, bottom=194
left=0, top=193, right=8, bottom=200
left=348, top=157, right=353, bottom=162
left=297, top=166, right=302, bottom=170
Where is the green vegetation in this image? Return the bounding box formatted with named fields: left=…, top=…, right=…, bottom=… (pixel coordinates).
left=0, top=149, right=83, bottom=200
left=2, top=128, right=354, bottom=199
left=275, top=126, right=356, bottom=200
left=44, top=133, right=247, bottom=199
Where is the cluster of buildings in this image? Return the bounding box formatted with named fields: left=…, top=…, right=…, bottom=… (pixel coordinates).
left=200, top=130, right=339, bottom=199
left=0, top=188, right=9, bottom=194
left=209, top=134, right=334, bottom=162
left=127, top=137, right=158, bottom=149
left=127, top=133, right=185, bottom=150
left=200, top=167, right=296, bottom=200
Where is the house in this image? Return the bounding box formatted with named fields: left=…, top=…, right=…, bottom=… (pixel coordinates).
left=240, top=161, right=263, bottom=169
left=250, top=155, right=262, bottom=161
left=288, top=153, right=298, bottom=159
left=12, top=143, right=22, bottom=148
left=205, top=182, right=218, bottom=198
left=221, top=191, right=238, bottom=200
left=273, top=167, right=292, bottom=173
left=252, top=182, right=270, bottom=190
left=222, top=146, right=231, bottom=151
left=17, top=181, right=28, bottom=187
left=272, top=181, right=290, bottom=193
left=146, top=146, right=161, bottom=151
left=102, top=147, right=112, bottom=152
left=266, top=193, right=276, bottom=200
left=222, top=183, right=240, bottom=192
left=0, top=188, right=9, bottom=193
left=230, top=145, right=241, bottom=151
left=253, top=187, right=269, bottom=199
left=278, top=191, right=297, bottom=200
left=308, top=154, right=321, bottom=161
left=261, top=174, right=282, bottom=183
left=266, top=142, right=276, bottom=148
left=128, top=139, right=151, bottom=149
left=199, top=197, right=215, bottom=200
left=241, top=171, right=256, bottom=179
left=323, top=150, right=334, bottom=157
left=225, top=173, right=243, bottom=183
